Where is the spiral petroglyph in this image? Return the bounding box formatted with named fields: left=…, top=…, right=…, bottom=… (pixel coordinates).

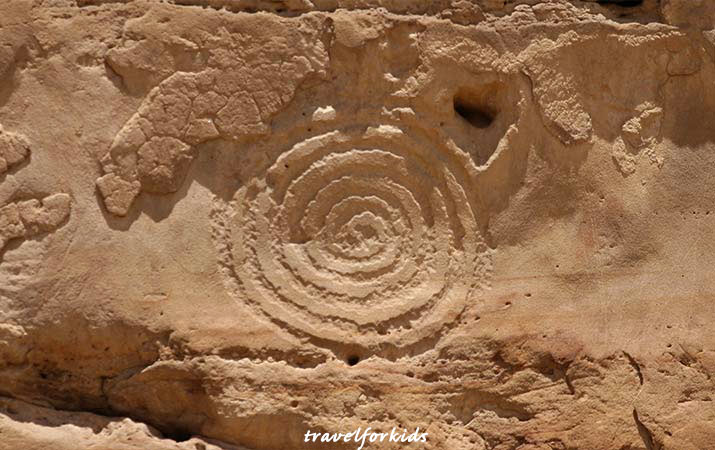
left=214, top=109, right=493, bottom=354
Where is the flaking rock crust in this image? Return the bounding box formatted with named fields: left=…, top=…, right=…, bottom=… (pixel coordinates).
left=1, top=0, right=715, bottom=448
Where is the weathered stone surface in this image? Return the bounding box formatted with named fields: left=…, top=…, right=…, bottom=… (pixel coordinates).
left=1, top=0, right=714, bottom=449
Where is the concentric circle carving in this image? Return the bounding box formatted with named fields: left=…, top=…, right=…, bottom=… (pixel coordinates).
left=214, top=115, right=492, bottom=353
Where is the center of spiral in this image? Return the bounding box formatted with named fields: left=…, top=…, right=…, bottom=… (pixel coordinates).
left=329, top=212, right=387, bottom=258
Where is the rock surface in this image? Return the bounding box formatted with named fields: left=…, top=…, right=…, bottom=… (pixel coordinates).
left=1, top=0, right=715, bottom=449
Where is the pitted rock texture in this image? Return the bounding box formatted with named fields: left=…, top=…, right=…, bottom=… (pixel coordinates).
left=1, top=0, right=715, bottom=449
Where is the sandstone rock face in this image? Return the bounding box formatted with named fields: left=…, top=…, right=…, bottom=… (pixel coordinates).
left=1, top=0, right=715, bottom=449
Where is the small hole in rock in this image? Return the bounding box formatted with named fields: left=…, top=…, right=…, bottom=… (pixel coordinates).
left=453, top=94, right=495, bottom=129
left=165, top=428, right=192, bottom=442
left=447, top=81, right=515, bottom=165
left=346, top=355, right=360, bottom=366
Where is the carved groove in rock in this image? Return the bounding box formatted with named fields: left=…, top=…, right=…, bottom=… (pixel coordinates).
left=213, top=116, right=492, bottom=355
